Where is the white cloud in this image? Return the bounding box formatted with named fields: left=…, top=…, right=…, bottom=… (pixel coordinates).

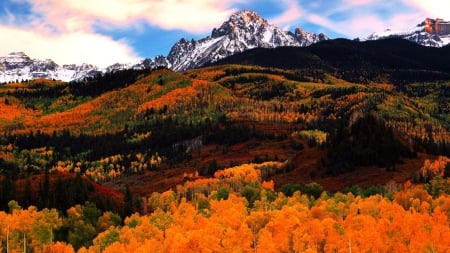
left=19, top=0, right=245, bottom=33
left=0, top=26, right=140, bottom=67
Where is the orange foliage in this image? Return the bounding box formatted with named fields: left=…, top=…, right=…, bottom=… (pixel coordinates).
left=137, top=79, right=211, bottom=113
left=42, top=242, right=75, bottom=253
left=34, top=100, right=97, bottom=133
left=89, top=165, right=450, bottom=252
left=261, top=180, right=274, bottom=191
left=2, top=171, right=450, bottom=253
left=0, top=102, right=29, bottom=121
left=420, top=156, right=450, bottom=181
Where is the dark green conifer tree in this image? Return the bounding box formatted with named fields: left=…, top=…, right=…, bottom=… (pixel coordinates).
left=122, top=184, right=133, bottom=218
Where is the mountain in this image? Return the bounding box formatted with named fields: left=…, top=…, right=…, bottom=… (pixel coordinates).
left=0, top=52, right=103, bottom=83
left=0, top=51, right=153, bottom=83
left=166, top=10, right=328, bottom=71
left=0, top=10, right=327, bottom=82
left=366, top=18, right=450, bottom=47
left=5, top=13, right=450, bottom=84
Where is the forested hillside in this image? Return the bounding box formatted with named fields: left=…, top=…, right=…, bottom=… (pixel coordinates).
left=0, top=38, right=450, bottom=251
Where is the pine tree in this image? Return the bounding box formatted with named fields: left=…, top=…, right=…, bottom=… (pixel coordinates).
left=22, top=178, right=32, bottom=208
left=38, top=169, right=51, bottom=209
left=122, top=184, right=133, bottom=218
left=1, top=175, right=16, bottom=210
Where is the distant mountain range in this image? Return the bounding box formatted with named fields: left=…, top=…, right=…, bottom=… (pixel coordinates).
left=0, top=52, right=101, bottom=83
left=365, top=18, right=450, bottom=47
left=1, top=12, right=450, bottom=83
left=0, top=10, right=327, bottom=83
left=0, top=52, right=166, bottom=83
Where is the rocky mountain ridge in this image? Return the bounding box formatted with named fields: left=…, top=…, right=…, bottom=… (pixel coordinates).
left=165, top=10, right=328, bottom=71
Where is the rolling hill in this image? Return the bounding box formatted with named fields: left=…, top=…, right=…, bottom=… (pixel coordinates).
left=1, top=37, right=449, bottom=204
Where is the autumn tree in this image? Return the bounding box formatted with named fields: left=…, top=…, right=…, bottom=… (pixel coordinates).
left=66, top=202, right=101, bottom=250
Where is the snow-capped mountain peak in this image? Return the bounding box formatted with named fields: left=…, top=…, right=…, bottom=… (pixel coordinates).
left=166, top=9, right=328, bottom=71
left=211, top=10, right=269, bottom=38
left=366, top=18, right=450, bottom=47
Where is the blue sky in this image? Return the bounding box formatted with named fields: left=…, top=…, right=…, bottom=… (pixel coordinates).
left=0, top=0, right=448, bottom=67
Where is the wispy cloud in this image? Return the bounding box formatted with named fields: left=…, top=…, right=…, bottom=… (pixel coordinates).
left=19, top=0, right=245, bottom=33
left=303, top=0, right=428, bottom=38
left=269, top=0, right=302, bottom=30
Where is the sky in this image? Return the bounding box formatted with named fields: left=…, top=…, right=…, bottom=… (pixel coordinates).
left=0, top=0, right=449, bottom=68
